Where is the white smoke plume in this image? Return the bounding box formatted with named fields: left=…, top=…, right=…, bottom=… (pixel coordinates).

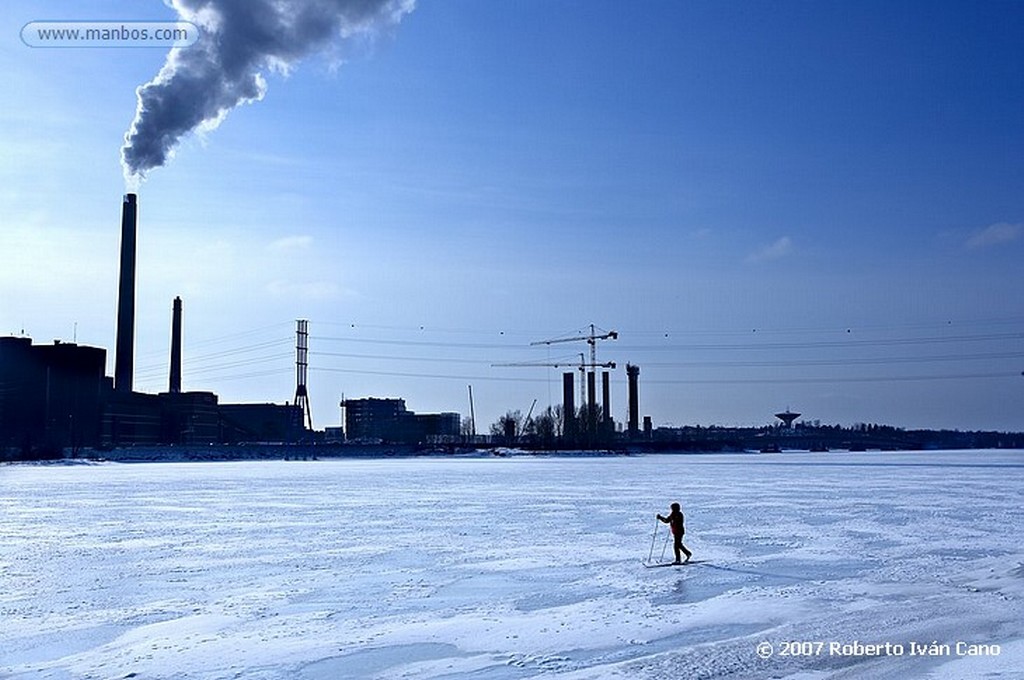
left=121, top=0, right=415, bottom=184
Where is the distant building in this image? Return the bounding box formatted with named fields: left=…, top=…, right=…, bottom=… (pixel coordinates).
left=101, top=388, right=162, bottom=447
left=219, top=402, right=305, bottom=443
left=160, top=391, right=220, bottom=444
left=343, top=398, right=407, bottom=442
left=342, top=397, right=459, bottom=444
left=415, top=412, right=461, bottom=444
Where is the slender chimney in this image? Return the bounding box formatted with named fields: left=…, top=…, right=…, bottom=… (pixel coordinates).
left=562, top=372, right=575, bottom=439
left=627, top=363, right=640, bottom=436
left=114, top=193, right=138, bottom=393
left=587, top=370, right=597, bottom=435
left=169, top=296, right=182, bottom=393
left=601, top=370, right=610, bottom=423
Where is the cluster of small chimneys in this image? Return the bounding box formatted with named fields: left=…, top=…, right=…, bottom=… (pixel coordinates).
left=559, top=363, right=645, bottom=438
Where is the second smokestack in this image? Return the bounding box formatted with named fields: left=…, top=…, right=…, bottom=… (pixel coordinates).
left=169, top=296, right=182, bottom=393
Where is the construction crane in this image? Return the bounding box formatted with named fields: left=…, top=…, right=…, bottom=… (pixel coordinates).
left=531, top=325, right=617, bottom=410
left=528, top=325, right=617, bottom=439
left=493, top=354, right=614, bottom=370
left=494, top=348, right=615, bottom=370
left=530, top=324, right=618, bottom=373
left=519, top=398, right=538, bottom=444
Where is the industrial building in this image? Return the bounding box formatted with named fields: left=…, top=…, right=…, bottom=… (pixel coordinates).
left=0, top=332, right=305, bottom=454
left=0, top=337, right=106, bottom=453
left=219, top=403, right=305, bottom=444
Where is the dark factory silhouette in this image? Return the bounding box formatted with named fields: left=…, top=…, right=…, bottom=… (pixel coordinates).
left=0, top=194, right=305, bottom=456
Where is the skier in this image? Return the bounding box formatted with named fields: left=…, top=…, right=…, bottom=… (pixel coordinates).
left=657, top=502, right=692, bottom=564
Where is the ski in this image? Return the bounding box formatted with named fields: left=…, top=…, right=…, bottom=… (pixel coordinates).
left=641, top=559, right=706, bottom=568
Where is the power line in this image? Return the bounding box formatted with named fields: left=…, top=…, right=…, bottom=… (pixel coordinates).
left=124, top=316, right=1023, bottom=401
left=641, top=351, right=1024, bottom=368
left=309, top=350, right=498, bottom=365
left=615, top=331, right=1024, bottom=352
left=310, top=366, right=1019, bottom=385
left=311, top=367, right=556, bottom=383
left=136, top=352, right=292, bottom=380
left=649, top=372, right=1018, bottom=385
left=192, top=368, right=292, bottom=383
left=135, top=338, right=292, bottom=374
left=133, top=323, right=293, bottom=360
left=311, top=335, right=529, bottom=350
left=621, top=317, right=1024, bottom=337
left=308, top=315, right=1024, bottom=339
left=315, top=320, right=536, bottom=338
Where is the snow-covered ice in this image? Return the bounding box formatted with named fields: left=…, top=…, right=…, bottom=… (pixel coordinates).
left=2, top=451, right=1023, bottom=679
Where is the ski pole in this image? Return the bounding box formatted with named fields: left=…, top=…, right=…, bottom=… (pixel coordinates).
left=646, top=516, right=660, bottom=563
left=659, top=527, right=670, bottom=563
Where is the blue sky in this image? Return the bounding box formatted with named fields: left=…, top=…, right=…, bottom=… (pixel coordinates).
left=2, top=0, right=1022, bottom=431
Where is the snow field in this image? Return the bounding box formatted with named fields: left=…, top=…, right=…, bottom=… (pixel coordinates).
left=1, top=451, right=1023, bottom=679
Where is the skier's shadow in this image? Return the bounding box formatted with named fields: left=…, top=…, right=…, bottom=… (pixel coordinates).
left=694, top=561, right=806, bottom=583
left=649, top=560, right=809, bottom=605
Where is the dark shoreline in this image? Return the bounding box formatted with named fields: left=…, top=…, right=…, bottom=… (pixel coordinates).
left=6, top=442, right=1023, bottom=464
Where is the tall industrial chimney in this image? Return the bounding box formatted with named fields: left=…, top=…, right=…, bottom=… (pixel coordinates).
left=627, top=363, right=640, bottom=436
left=169, top=296, right=182, bottom=394
left=114, top=193, right=138, bottom=393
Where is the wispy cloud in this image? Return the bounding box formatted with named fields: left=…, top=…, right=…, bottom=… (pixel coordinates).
left=746, top=236, right=793, bottom=263
left=265, top=279, right=344, bottom=300
left=268, top=235, right=313, bottom=252
left=965, top=222, right=1022, bottom=249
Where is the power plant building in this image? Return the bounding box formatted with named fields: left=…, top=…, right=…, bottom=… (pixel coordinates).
left=0, top=337, right=106, bottom=454
left=219, top=403, right=305, bottom=443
